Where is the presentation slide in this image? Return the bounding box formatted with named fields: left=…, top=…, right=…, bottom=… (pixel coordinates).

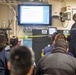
left=21, top=6, right=43, bottom=23
left=20, top=6, right=49, bottom=24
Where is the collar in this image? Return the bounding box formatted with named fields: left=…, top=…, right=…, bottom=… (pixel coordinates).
left=51, top=47, right=68, bottom=54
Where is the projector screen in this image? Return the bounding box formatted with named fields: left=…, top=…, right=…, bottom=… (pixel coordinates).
left=18, top=4, right=52, bottom=26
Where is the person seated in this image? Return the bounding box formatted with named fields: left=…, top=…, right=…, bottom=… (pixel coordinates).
left=35, top=39, right=76, bottom=75
left=44, top=32, right=58, bottom=55
left=0, top=34, right=9, bottom=75
left=8, top=46, right=35, bottom=75
left=10, top=36, right=18, bottom=48
left=5, top=36, right=19, bottom=53
left=44, top=33, right=66, bottom=56
left=53, top=33, right=73, bottom=56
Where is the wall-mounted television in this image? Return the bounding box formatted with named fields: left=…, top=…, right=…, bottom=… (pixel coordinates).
left=18, top=4, right=52, bottom=26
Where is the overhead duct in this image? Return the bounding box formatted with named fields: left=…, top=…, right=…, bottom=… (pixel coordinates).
left=1, top=0, right=48, bottom=4
left=54, top=0, right=64, bottom=2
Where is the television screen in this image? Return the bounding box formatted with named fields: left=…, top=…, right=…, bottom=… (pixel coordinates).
left=48, top=27, right=57, bottom=37
left=63, top=30, right=69, bottom=35
left=18, top=4, right=52, bottom=26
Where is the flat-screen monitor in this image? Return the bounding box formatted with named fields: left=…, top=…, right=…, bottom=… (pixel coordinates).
left=18, top=4, right=52, bottom=26
left=48, top=27, right=57, bottom=37
left=63, top=30, right=69, bottom=35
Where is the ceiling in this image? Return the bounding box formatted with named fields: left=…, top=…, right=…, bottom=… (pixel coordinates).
left=0, top=0, right=66, bottom=4
left=0, top=0, right=47, bottom=3
left=0, top=0, right=75, bottom=3
left=0, top=0, right=49, bottom=11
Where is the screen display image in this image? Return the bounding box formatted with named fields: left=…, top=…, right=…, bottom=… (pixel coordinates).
left=48, top=27, right=57, bottom=36
left=63, top=30, right=69, bottom=35
left=18, top=4, right=52, bottom=26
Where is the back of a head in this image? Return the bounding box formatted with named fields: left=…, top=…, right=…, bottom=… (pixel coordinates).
left=10, top=36, right=18, bottom=47
left=9, top=46, right=34, bottom=75
left=55, top=33, right=66, bottom=42
left=54, top=39, right=68, bottom=50
left=0, top=34, right=6, bottom=50
left=51, top=32, right=58, bottom=42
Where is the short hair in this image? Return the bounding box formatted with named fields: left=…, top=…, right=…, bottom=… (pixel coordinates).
left=55, top=33, right=66, bottom=42
left=73, top=13, right=76, bottom=21
left=51, top=32, right=58, bottom=41
left=54, top=39, right=68, bottom=49
left=9, top=46, right=35, bottom=75
left=0, top=34, right=6, bottom=50
left=10, top=36, right=18, bottom=47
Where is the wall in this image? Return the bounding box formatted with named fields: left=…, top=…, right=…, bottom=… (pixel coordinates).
left=48, top=0, right=76, bottom=30
left=0, top=4, right=13, bottom=36
left=0, top=0, right=76, bottom=36
left=0, top=4, right=23, bottom=37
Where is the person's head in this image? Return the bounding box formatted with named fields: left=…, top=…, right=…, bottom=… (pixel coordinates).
left=73, top=13, right=76, bottom=22
left=0, top=34, right=6, bottom=50
left=10, top=36, right=18, bottom=47
left=55, top=33, right=66, bottom=42
left=8, top=46, right=35, bottom=75
left=51, top=32, right=58, bottom=44
left=54, top=39, right=68, bottom=51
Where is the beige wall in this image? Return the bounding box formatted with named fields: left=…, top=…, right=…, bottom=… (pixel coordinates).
left=48, top=0, right=76, bottom=30
left=0, top=4, right=13, bottom=36
left=0, top=4, right=23, bottom=37
left=0, top=0, right=76, bottom=36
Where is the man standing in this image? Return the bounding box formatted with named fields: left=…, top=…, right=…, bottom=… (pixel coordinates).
left=35, top=39, right=76, bottom=75
left=69, top=13, right=76, bottom=57
left=70, top=13, right=76, bottom=38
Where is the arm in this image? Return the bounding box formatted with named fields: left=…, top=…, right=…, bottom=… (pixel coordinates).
left=68, top=41, right=74, bottom=56
left=70, top=24, right=75, bottom=34
left=34, top=59, right=42, bottom=75
left=44, top=46, right=48, bottom=55
left=72, top=58, right=76, bottom=74
left=35, top=57, right=45, bottom=75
